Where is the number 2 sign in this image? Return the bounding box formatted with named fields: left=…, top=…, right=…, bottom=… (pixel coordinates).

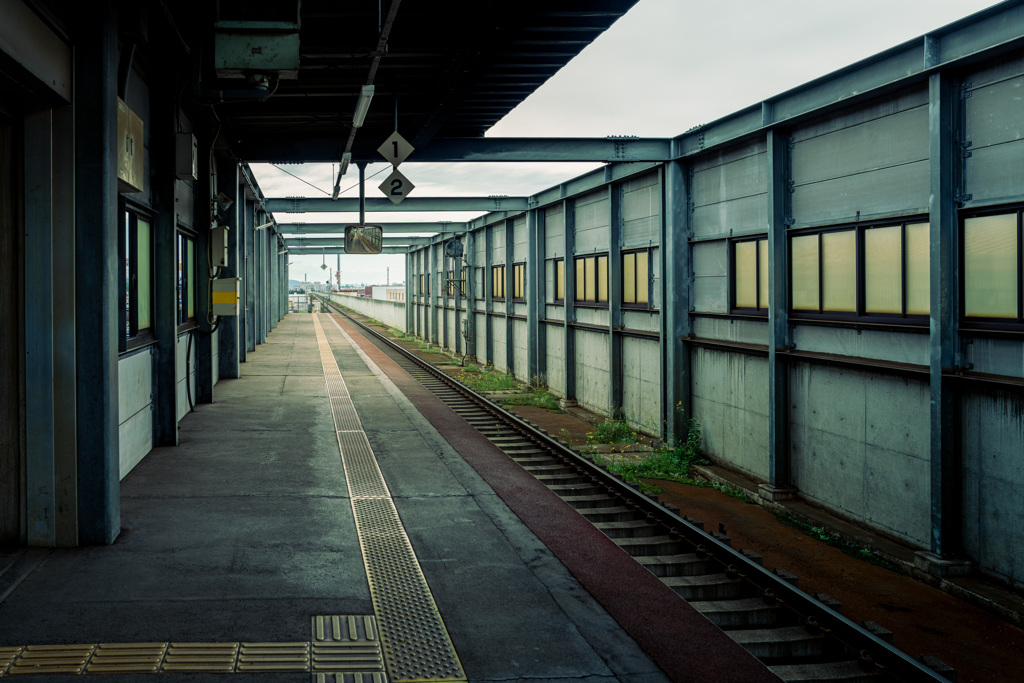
left=378, top=168, right=415, bottom=205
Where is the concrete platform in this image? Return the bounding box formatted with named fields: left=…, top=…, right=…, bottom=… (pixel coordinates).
left=0, top=314, right=775, bottom=682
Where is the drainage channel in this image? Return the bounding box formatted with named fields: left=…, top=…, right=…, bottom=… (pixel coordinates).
left=320, top=299, right=954, bottom=683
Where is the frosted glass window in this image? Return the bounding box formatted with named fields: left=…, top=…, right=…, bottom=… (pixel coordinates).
left=514, top=264, right=524, bottom=299
left=575, top=259, right=585, bottom=301
left=965, top=214, right=1017, bottom=318
left=758, top=240, right=769, bottom=309
left=556, top=260, right=564, bottom=300
left=791, top=234, right=819, bottom=311
left=734, top=241, right=756, bottom=308
left=597, top=255, right=608, bottom=302
left=623, top=253, right=636, bottom=303
left=636, top=251, right=649, bottom=304
left=904, top=223, right=930, bottom=315
left=865, top=226, right=901, bottom=314
left=137, top=219, right=151, bottom=329
left=822, top=230, right=856, bottom=312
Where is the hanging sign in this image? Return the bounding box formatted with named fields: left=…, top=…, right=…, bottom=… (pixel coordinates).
left=379, top=168, right=414, bottom=205
left=377, top=130, right=414, bottom=166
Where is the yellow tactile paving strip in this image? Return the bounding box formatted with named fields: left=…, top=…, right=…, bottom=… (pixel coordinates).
left=315, top=314, right=466, bottom=683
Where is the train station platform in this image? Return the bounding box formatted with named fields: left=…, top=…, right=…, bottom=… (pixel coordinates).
left=0, top=314, right=775, bottom=682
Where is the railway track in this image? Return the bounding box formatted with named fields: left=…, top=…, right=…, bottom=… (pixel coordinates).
left=319, top=298, right=954, bottom=683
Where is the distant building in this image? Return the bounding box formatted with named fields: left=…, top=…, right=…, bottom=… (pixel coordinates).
left=369, top=286, right=405, bottom=302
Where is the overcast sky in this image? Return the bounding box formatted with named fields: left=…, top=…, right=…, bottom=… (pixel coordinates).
left=253, top=0, right=1001, bottom=287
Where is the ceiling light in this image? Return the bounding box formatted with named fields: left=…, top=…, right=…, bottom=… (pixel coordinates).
left=352, top=85, right=374, bottom=128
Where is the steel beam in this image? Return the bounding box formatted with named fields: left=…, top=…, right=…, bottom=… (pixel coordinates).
left=217, top=157, right=241, bottom=380
left=237, top=136, right=672, bottom=164
left=285, top=236, right=430, bottom=247
left=266, top=196, right=528, bottom=213
left=74, top=0, right=120, bottom=544
left=277, top=222, right=467, bottom=234
left=286, top=246, right=409, bottom=254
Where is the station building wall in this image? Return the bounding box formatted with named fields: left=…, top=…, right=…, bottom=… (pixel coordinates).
left=405, top=20, right=1024, bottom=588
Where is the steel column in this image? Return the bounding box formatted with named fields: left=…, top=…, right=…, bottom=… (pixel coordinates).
left=927, top=71, right=962, bottom=559
left=662, top=162, right=691, bottom=439
left=245, top=203, right=256, bottom=352
left=465, top=231, right=476, bottom=357
left=767, top=129, right=792, bottom=489
left=73, top=0, right=120, bottom=543
left=505, top=219, right=514, bottom=373
left=563, top=200, right=577, bottom=400
left=608, top=184, right=623, bottom=416
left=430, top=242, right=439, bottom=344
left=216, top=157, right=240, bottom=379
left=485, top=226, right=493, bottom=364
left=193, top=127, right=214, bottom=404
left=526, top=209, right=542, bottom=381
left=404, top=252, right=413, bottom=333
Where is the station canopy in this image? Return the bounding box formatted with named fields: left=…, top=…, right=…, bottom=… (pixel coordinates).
left=169, top=0, right=647, bottom=253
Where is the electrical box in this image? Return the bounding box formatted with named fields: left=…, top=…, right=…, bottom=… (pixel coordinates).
left=116, top=98, right=144, bottom=193
left=175, top=133, right=197, bottom=180
left=212, top=278, right=240, bottom=317
left=213, top=0, right=301, bottom=80
left=210, top=224, right=229, bottom=268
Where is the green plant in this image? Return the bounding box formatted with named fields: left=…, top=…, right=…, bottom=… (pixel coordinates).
left=455, top=367, right=519, bottom=392
left=775, top=514, right=897, bottom=569
left=598, top=411, right=706, bottom=485
left=587, top=419, right=638, bottom=445
left=501, top=388, right=562, bottom=412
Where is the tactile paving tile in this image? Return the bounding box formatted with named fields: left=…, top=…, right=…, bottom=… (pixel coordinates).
left=313, top=316, right=466, bottom=682
left=161, top=642, right=239, bottom=673
left=311, top=615, right=385, bottom=676
left=0, top=646, right=23, bottom=675
left=236, top=642, right=310, bottom=673
left=6, top=644, right=95, bottom=676
left=85, top=643, right=168, bottom=674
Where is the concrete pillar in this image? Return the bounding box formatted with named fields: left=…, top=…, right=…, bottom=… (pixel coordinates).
left=765, top=129, right=793, bottom=496
left=25, top=109, right=56, bottom=547
left=74, top=0, right=120, bottom=543
left=661, top=161, right=692, bottom=440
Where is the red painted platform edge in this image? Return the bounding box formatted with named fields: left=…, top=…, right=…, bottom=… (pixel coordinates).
left=332, top=315, right=781, bottom=683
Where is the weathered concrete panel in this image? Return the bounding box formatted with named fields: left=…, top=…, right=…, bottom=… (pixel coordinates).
left=474, top=313, right=488, bottom=364
left=512, top=320, right=528, bottom=379
left=789, top=363, right=930, bottom=546
left=118, top=406, right=153, bottom=480
left=791, top=160, right=929, bottom=226
left=513, top=215, right=527, bottom=261
left=964, top=142, right=1024, bottom=204
left=792, top=326, right=929, bottom=366
left=575, top=307, right=608, bottom=327
left=962, top=390, right=1024, bottom=588
left=692, top=193, right=768, bottom=239
left=492, top=319, right=507, bottom=371
left=691, top=151, right=767, bottom=208
left=544, top=304, right=565, bottom=322
left=575, top=189, right=610, bottom=253
left=331, top=295, right=406, bottom=330
left=492, top=224, right=506, bottom=264
left=691, top=348, right=769, bottom=480
left=693, top=240, right=729, bottom=314
left=622, top=171, right=660, bottom=247
left=544, top=325, right=565, bottom=396
left=692, top=317, right=769, bottom=346
left=575, top=330, right=609, bottom=415
left=176, top=332, right=196, bottom=422
left=965, top=337, right=1024, bottom=379
left=544, top=203, right=565, bottom=259
left=622, top=311, right=659, bottom=333
left=622, top=337, right=660, bottom=432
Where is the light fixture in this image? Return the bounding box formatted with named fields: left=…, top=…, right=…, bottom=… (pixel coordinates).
left=255, top=221, right=274, bottom=230
left=352, top=84, right=374, bottom=128
left=278, top=248, right=288, bottom=255
left=332, top=152, right=353, bottom=200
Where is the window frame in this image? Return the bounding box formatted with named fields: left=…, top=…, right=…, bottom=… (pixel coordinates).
left=573, top=252, right=609, bottom=307
left=622, top=248, right=654, bottom=310
left=959, top=206, right=1024, bottom=330
left=512, top=262, right=526, bottom=301
left=729, top=237, right=769, bottom=315
left=552, top=258, right=565, bottom=303
left=786, top=218, right=931, bottom=325
left=492, top=264, right=506, bottom=300
left=176, top=228, right=198, bottom=332
left=121, top=206, right=156, bottom=350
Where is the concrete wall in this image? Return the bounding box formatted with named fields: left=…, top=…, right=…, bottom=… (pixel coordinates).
left=331, top=294, right=406, bottom=331
left=118, top=348, right=155, bottom=479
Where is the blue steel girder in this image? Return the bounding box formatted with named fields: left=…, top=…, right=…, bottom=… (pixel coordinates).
left=285, top=236, right=431, bottom=247
left=287, top=246, right=409, bottom=254
left=277, top=222, right=468, bottom=234
left=266, top=197, right=528, bottom=213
